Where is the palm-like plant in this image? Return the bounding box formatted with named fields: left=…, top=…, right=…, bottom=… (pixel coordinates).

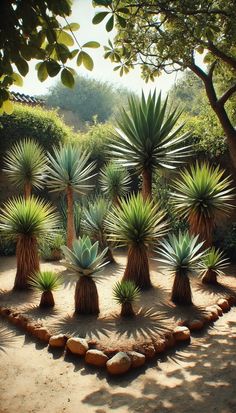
left=61, top=235, right=108, bottom=314
left=156, top=232, right=205, bottom=305
left=29, top=271, right=62, bottom=307
left=82, top=196, right=114, bottom=263
left=3, top=138, right=47, bottom=199
left=172, top=162, right=234, bottom=247
left=99, top=162, right=131, bottom=205
left=107, top=193, right=168, bottom=290
left=46, top=144, right=95, bottom=248
left=0, top=197, right=58, bottom=289
left=110, top=91, right=191, bottom=199
left=199, top=247, right=229, bottom=285
left=113, top=280, right=141, bottom=317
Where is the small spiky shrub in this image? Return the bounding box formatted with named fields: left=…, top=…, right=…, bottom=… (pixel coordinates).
left=39, top=233, right=65, bottom=261
left=172, top=162, right=234, bottom=246
left=107, top=193, right=168, bottom=290
left=156, top=232, right=205, bottom=305
left=61, top=235, right=108, bottom=314
left=199, top=247, right=229, bottom=285
left=0, top=197, right=58, bottom=290
left=113, top=280, right=141, bottom=317
left=3, top=138, right=47, bottom=198
left=29, top=271, right=62, bottom=307
left=99, top=162, right=131, bottom=205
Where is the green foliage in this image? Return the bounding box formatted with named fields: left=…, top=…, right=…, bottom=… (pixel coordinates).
left=46, top=143, right=96, bottom=194
left=113, top=280, right=141, bottom=304
left=0, top=196, right=58, bottom=241
left=215, top=223, right=236, bottom=262
left=0, top=235, right=16, bottom=256
left=82, top=196, right=111, bottom=245
left=3, top=138, right=47, bottom=193
left=29, top=271, right=62, bottom=292
left=107, top=192, right=168, bottom=247
left=59, top=198, right=82, bottom=237
left=99, top=162, right=131, bottom=202
left=199, top=247, right=229, bottom=277
left=156, top=232, right=205, bottom=275
left=111, top=91, right=191, bottom=175
left=61, top=235, right=108, bottom=277
left=39, top=232, right=65, bottom=261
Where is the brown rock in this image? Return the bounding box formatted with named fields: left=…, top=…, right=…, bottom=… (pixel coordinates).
left=66, top=337, right=88, bottom=356
left=202, top=312, right=213, bottom=323
left=212, top=304, right=223, bottom=316
left=106, top=352, right=131, bottom=375
left=188, top=319, right=204, bottom=331
left=127, top=351, right=145, bottom=368
left=133, top=343, right=156, bottom=359
left=227, top=296, right=236, bottom=306
left=0, top=307, right=11, bottom=317
left=33, top=327, right=51, bottom=342
left=85, top=350, right=108, bottom=367
left=154, top=339, right=167, bottom=354
left=164, top=332, right=176, bottom=348
left=49, top=334, right=68, bottom=348
left=217, top=298, right=230, bottom=312
left=206, top=306, right=219, bottom=321
left=173, top=326, right=191, bottom=342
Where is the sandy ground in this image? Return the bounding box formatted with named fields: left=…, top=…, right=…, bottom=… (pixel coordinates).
left=0, top=252, right=236, bottom=351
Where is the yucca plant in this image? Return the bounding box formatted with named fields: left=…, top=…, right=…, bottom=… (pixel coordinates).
left=199, top=247, right=229, bottom=285
left=46, top=144, right=95, bottom=248
left=61, top=235, right=108, bottom=314
left=0, top=197, right=58, bottom=290
left=3, top=138, right=47, bottom=199
left=82, top=196, right=114, bottom=263
left=156, top=232, right=205, bottom=305
left=113, top=280, right=141, bottom=317
left=59, top=198, right=82, bottom=239
left=172, top=162, right=234, bottom=247
left=110, top=91, right=191, bottom=199
left=99, top=162, right=131, bottom=205
left=29, top=271, right=63, bottom=307
left=39, top=232, right=65, bottom=261
left=107, top=193, right=168, bottom=290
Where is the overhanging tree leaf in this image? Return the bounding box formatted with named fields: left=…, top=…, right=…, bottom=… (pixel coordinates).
left=61, top=68, right=75, bottom=88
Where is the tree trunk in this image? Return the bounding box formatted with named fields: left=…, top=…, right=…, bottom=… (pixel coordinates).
left=74, top=277, right=99, bottom=315
left=14, top=236, right=39, bottom=290
left=171, top=270, right=192, bottom=305
left=142, top=169, right=152, bottom=200
left=188, top=213, right=214, bottom=248
left=66, top=185, right=75, bottom=249
left=121, top=302, right=135, bottom=317
left=24, top=182, right=31, bottom=199
left=123, top=245, right=151, bottom=290
left=202, top=269, right=218, bottom=285
left=40, top=291, right=55, bottom=307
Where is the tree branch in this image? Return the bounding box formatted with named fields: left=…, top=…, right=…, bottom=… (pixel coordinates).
left=207, top=42, right=236, bottom=70
left=218, top=84, right=236, bottom=106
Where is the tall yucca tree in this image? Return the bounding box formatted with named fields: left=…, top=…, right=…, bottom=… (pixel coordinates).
left=62, top=236, right=108, bottom=314
left=199, top=247, right=229, bottom=285
left=3, top=138, right=47, bottom=199
left=172, top=162, right=235, bottom=247
left=46, top=144, right=95, bottom=248
left=99, top=161, right=131, bottom=205
left=110, top=91, right=191, bottom=199
left=107, top=193, right=168, bottom=290
left=82, top=196, right=114, bottom=263
left=0, top=197, right=58, bottom=290
left=156, top=232, right=205, bottom=305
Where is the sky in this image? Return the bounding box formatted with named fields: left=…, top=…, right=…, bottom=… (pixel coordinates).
left=10, top=0, right=179, bottom=97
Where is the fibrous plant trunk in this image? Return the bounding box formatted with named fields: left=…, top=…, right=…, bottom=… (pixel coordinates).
left=121, top=302, right=135, bottom=317
left=105, top=247, right=115, bottom=264
left=14, top=236, right=39, bottom=290
left=142, top=169, right=152, bottom=200
left=51, top=248, right=62, bottom=261
left=171, top=269, right=192, bottom=305
left=202, top=269, right=218, bottom=284
left=123, top=245, right=151, bottom=290
left=24, top=182, right=31, bottom=199
left=74, top=276, right=99, bottom=315
left=188, top=213, right=214, bottom=248
left=40, top=291, right=55, bottom=307
left=66, top=185, right=75, bottom=249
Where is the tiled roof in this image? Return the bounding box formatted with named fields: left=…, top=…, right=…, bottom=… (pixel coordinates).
left=10, top=91, right=44, bottom=105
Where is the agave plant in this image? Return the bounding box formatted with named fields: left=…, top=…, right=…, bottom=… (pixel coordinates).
left=172, top=162, right=234, bottom=247
left=99, top=161, right=131, bottom=205
left=107, top=192, right=168, bottom=290
left=82, top=196, right=114, bottom=263
left=0, top=197, right=58, bottom=289
left=156, top=232, right=205, bottom=305
left=199, top=247, right=229, bottom=285
left=46, top=144, right=95, bottom=248
left=3, top=138, right=47, bottom=199
left=113, top=280, right=141, bottom=317
left=110, top=91, right=191, bottom=199
left=61, top=235, right=108, bottom=314
left=29, top=271, right=62, bottom=307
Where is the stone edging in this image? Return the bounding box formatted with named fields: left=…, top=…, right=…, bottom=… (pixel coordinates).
left=0, top=295, right=235, bottom=375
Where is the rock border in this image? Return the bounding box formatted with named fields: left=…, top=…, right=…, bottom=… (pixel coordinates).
left=0, top=295, right=235, bottom=376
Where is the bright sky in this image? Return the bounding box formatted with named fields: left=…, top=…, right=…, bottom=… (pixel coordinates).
left=11, top=0, right=180, bottom=97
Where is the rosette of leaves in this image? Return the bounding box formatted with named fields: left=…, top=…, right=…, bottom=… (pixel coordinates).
left=199, top=247, right=229, bottom=285
left=29, top=271, right=63, bottom=307
left=99, top=161, right=131, bottom=205
left=113, top=280, right=141, bottom=317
